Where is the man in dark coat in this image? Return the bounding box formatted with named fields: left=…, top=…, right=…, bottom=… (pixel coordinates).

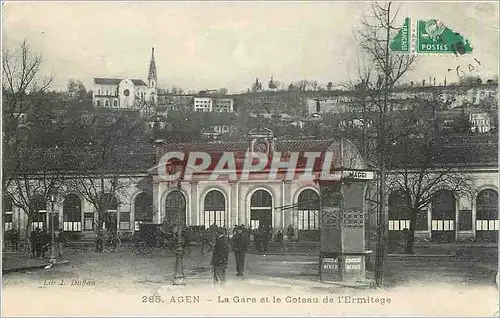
left=55, top=228, right=67, bottom=258
left=30, top=228, right=40, bottom=258
left=232, top=226, right=249, bottom=276
left=261, top=226, right=271, bottom=254
left=211, top=227, right=229, bottom=284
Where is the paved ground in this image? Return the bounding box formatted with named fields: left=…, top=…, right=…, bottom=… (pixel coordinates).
left=2, top=245, right=499, bottom=316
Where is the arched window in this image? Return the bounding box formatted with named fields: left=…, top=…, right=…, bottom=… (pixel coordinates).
left=134, top=192, right=154, bottom=231
left=105, top=100, right=109, bottom=107
left=431, top=190, right=456, bottom=242
left=4, top=195, right=13, bottom=231
left=250, top=189, right=273, bottom=229
left=388, top=191, right=410, bottom=231
left=32, top=194, right=47, bottom=231
left=476, top=189, right=498, bottom=241
left=96, top=100, right=101, bottom=107
left=204, top=190, right=225, bottom=228
left=63, top=194, right=81, bottom=232
left=165, top=191, right=186, bottom=227
left=113, top=100, right=118, bottom=107
left=297, top=189, right=320, bottom=230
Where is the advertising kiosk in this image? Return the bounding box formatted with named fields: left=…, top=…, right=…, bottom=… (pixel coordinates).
left=318, top=141, right=374, bottom=283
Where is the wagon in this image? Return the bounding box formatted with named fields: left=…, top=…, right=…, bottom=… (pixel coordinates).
left=134, top=223, right=175, bottom=254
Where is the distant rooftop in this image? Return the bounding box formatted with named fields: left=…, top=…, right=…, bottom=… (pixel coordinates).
left=93, top=78, right=147, bottom=86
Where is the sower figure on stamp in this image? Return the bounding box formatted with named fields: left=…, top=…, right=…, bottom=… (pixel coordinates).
left=211, top=227, right=229, bottom=284
left=232, top=225, right=249, bottom=276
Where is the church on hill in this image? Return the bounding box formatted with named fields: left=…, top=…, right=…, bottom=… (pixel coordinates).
left=92, top=48, right=158, bottom=109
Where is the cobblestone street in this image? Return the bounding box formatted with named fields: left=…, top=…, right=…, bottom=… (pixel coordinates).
left=2, top=246, right=498, bottom=316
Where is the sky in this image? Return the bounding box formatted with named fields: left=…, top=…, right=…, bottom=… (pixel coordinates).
left=3, top=1, right=499, bottom=94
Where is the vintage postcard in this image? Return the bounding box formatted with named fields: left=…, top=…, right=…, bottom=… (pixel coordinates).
left=2, top=1, right=499, bottom=317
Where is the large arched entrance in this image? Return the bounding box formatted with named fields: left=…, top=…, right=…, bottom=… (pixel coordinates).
left=165, top=190, right=186, bottom=227
left=204, top=190, right=226, bottom=228
left=476, top=189, right=499, bottom=242
left=63, top=194, right=82, bottom=232
left=296, top=189, right=320, bottom=241
left=134, top=192, right=154, bottom=231
left=250, top=189, right=273, bottom=229
left=431, top=190, right=456, bottom=242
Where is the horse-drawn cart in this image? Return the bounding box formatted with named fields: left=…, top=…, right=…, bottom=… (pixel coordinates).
left=134, top=223, right=175, bottom=254
left=133, top=223, right=216, bottom=255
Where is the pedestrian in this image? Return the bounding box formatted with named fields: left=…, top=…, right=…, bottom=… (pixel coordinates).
left=95, top=230, right=104, bottom=252
left=55, top=228, right=67, bottom=258
left=211, top=227, right=229, bottom=284
left=254, top=229, right=262, bottom=252
left=287, top=224, right=294, bottom=241
left=261, top=226, right=271, bottom=254
left=232, top=226, right=249, bottom=276
left=12, top=229, right=19, bottom=251
left=162, top=216, right=169, bottom=234
left=275, top=230, right=283, bottom=243
left=30, top=228, right=40, bottom=258
left=40, top=230, right=51, bottom=258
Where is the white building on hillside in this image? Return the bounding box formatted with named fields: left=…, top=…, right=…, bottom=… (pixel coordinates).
left=92, top=48, right=159, bottom=109
left=193, top=97, right=234, bottom=112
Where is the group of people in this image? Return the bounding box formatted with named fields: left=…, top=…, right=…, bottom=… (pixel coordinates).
left=209, top=223, right=299, bottom=284
left=249, top=225, right=273, bottom=253
left=210, top=225, right=250, bottom=284
left=30, top=227, right=66, bottom=259
left=4, top=229, right=20, bottom=251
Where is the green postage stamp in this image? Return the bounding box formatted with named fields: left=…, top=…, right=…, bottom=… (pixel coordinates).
left=390, top=17, right=473, bottom=55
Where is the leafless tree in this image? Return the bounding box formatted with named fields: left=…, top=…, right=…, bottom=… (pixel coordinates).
left=385, top=111, right=476, bottom=253
left=352, top=2, right=417, bottom=286
left=2, top=40, right=54, bottom=189
left=5, top=146, right=66, bottom=249
left=67, top=112, right=146, bottom=251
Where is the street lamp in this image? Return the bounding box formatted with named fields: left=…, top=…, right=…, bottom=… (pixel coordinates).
left=173, top=181, right=186, bottom=285
left=49, top=194, right=57, bottom=264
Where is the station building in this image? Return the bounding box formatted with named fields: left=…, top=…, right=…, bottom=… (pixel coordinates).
left=3, top=130, right=498, bottom=244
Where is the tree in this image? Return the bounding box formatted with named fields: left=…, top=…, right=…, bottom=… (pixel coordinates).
left=2, top=40, right=54, bottom=189
left=3, top=94, right=69, bottom=246
left=353, top=2, right=417, bottom=286
left=458, top=75, right=482, bottom=86
left=327, top=82, right=333, bottom=91
left=66, top=79, right=88, bottom=103
left=268, top=76, right=280, bottom=91
left=219, top=88, right=228, bottom=95
left=67, top=112, right=146, bottom=251
left=385, top=111, right=475, bottom=253
left=252, top=78, right=262, bottom=92
left=450, top=109, right=472, bottom=134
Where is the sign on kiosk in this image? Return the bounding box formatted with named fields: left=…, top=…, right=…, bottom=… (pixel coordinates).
left=341, top=170, right=374, bottom=180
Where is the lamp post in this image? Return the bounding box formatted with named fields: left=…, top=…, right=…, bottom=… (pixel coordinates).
left=173, top=181, right=185, bottom=285
left=49, top=194, right=57, bottom=264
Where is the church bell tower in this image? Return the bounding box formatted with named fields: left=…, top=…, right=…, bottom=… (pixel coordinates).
left=147, top=47, right=157, bottom=105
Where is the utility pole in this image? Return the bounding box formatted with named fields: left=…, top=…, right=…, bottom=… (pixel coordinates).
left=49, top=194, right=57, bottom=264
